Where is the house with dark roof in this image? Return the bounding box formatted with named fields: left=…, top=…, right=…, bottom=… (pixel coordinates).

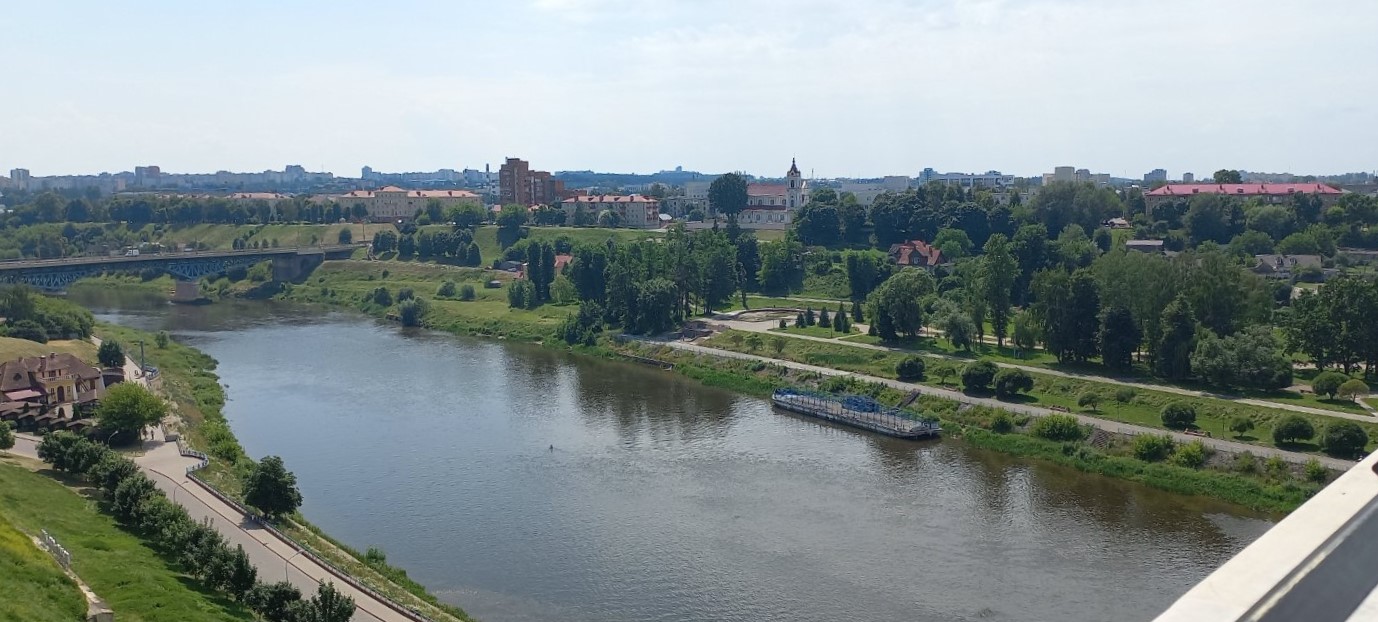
left=887, top=240, right=945, bottom=269
left=1253, top=254, right=1325, bottom=280
left=0, top=353, right=106, bottom=407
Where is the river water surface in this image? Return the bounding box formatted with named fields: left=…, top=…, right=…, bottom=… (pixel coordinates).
left=71, top=287, right=1274, bottom=622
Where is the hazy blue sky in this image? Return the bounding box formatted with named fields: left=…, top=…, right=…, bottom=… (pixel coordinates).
left=3, top=0, right=1374, bottom=179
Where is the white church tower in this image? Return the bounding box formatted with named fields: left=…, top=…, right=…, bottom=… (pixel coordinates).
left=786, top=158, right=809, bottom=209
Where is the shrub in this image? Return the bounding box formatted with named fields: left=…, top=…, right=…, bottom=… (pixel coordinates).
left=1132, top=434, right=1175, bottom=462
left=1272, top=415, right=1315, bottom=445
left=1304, top=458, right=1329, bottom=484
left=1076, top=391, right=1101, bottom=412
left=1228, top=416, right=1255, bottom=438
left=155, top=330, right=170, bottom=349
left=1114, top=387, right=1137, bottom=403
left=396, top=288, right=415, bottom=302
left=1338, top=379, right=1371, bottom=402
left=1030, top=414, right=1084, bottom=442
left=1233, top=451, right=1259, bottom=474
left=398, top=299, right=426, bottom=327
left=990, top=411, right=1014, bottom=433
left=1172, top=440, right=1208, bottom=468
left=896, top=356, right=926, bottom=381
left=1160, top=402, right=1196, bottom=429
left=1321, top=421, right=1368, bottom=458
left=1264, top=455, right=1289, bottom=478
left=992, top=368, right=1033, bottom=398
left=1311, top=371, right=1349, bottom=400
left=961, top=360, right=998, bottom=392
left=459, top=284, right=476, bottom=301
left=778, top=318, right=788, bottom=330
left=370, top=287, right=392, bottom=307
left=437, top=281, right=457, bottom=297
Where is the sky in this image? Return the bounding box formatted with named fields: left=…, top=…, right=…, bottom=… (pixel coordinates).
left=2, top=0, right=1375, bottom=180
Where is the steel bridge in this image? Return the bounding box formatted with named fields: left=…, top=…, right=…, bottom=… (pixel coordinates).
left=0, top=245, right=360, bottom=291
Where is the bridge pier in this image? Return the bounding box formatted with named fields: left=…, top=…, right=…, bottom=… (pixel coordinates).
left=271, top=254, right=322, bottom=283
left=170, top=280, right=203, bottom=304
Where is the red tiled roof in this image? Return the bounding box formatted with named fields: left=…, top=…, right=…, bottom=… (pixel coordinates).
left=887, top=240, right=943, bottom=267
left=1145, top=183, right=1341, bottom=197
left=554, top=254, right=573, bottom=272
left=747, top=184, right=787, bottom=196
left=339, top=188, right=480, bottom=199
left=743, top=205, right=789, bottom=211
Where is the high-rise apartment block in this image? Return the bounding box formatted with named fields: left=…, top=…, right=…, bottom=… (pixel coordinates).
left=499, top=157, right=565, bottom=206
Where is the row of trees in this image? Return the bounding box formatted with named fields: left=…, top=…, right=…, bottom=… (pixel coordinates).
left=35, top=432, right=343, bottom=622
left=370, top=229, right=483, bottom=266
left=0, top=286, right=96, bottom=344
left=1283, top=276, right=1378, bottom=376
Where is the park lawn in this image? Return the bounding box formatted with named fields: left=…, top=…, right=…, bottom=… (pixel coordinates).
left=0, top=336, right=99, bottom=364
left=705, top=329, right=1378, bottom=455
left=770, top=325, right=857, bottom=338
left=0, top=511, right=86, bottom=622
left=0, top=461, right=255, bottom=622
left=1254, top=391, right=1372, bottom=415
left=145, top=222, right=391, bottom=250
left=846, top=332, right=1062, bottom=367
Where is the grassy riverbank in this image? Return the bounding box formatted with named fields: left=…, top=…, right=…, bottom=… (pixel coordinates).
left=702, top=329, right=1378, bottom=456
left=0, top=510, right=86, bottom=622
left=89, top=322, right=475, bottom=622
left=0, top=459, right=256, bottom=621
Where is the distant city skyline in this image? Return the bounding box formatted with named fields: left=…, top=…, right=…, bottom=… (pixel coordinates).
left=2, top=0, right=1375, bottom=179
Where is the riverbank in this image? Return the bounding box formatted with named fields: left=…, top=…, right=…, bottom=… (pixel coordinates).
left=264, top=260, right=1321, bottom=512
left=90, top=321, right=476, bottom=622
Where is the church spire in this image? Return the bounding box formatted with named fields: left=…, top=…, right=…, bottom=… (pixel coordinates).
left=788, top=158, right=800, bottom=176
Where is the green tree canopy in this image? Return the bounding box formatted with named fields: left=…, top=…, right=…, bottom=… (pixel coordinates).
left=242, top=455, right=303, bottom=519
left=708, top=173, right=748, bottom=217
left=97, top=339, right=126, bottom=369
left=95, top=383, right=168, bottom=441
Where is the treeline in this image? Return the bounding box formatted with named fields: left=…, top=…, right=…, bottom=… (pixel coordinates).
left=0, top=286, right=95, bottom=343
left=370, top=226, right=483, bottom=266
left=790, top=180, right=1378, bottom=255
left=35, top=432, right=353, bottom=622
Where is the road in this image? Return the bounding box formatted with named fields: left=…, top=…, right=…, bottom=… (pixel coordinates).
left=648, top=337, right=1356, bottom=470
left=711, top=313, right=1378, bottom=423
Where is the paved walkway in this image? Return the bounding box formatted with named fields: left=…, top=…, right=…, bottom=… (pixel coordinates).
left=647, top=338, right=1356, bottom=470
left=709, top=314, right=1378, bottom=424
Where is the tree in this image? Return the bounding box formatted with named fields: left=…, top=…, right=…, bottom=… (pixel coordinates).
left=97, top=339, right=125, bottom=368
left=1077, top=391, right=1101, bottom=412
left=1339, top=379, right=1371, bottom=402
left=247, top=581, right=302, bottom=622
left=795, top=199, right=842, bottom=246
left=1190, top=326, right=1293, bottom=389
left=95, top=383, right=167, bottom=441
left=1011, top=311, right=1039, bottom=356
left=1310, top=371, right=1348, bottom=400
left=225, top=545, right=258, bottom=601
left=1228, top=417, right=1256, bottom=438
left=933, top=228, right=972, bottom=260
left=1154, top=295, right=1196, bottom=380
left=1160, top=402, right=1196, bottom=429
left=978, top=233, right=1019, bottom=347
left=465, top=242, right=482, bottom=267
left=992, top=368, right=1034, bottom=398
left=866, top=270, right=935, bottom=340
left=961, top=360, right=998, bottom=392
left=794, top=312, right=806, bottom=328
left=896, top=356, right=926, bottom=381
left=371, top=230, right=397, bottom=253
left=496, top=204, right=529, bottom=249
left=851, top=299, right=864, bottom=323
left=1272, top=415, right=1315, bottom=445
left=302, top=582, right=356, bottom=622
left=1322, top=422, right=1368, bottom=458
left=337, top=228, right=353, bottom=244
left=155, top=330, right=170, bottom=349
left=708, top=173, right=749, bottom=218
left=242, top=456, right=303, bottom=520
left=804, top=307, right=816, bottom=326
left=817, top=307, right=831, bottom=329
left=0, top=423, right=13, bottom=451
left=507, top=280, right=536, bottom=310
left=1032, top=268, right=1100, bottom=363
left=1213, top=169, right=1243, bottom=184
left=1099, top=306, right=1141, bottom=373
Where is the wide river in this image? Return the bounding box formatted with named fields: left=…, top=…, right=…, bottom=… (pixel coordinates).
left=71, top=287, right=1274, bottom=622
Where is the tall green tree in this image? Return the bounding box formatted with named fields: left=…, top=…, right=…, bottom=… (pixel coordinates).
left=865, top=269, right=936, bottom=340
left=708, top=173, right=748, bottom=218
left=242, top=456, right=303, bottom=520
left=978, top=233, right=1019, bottom=347
left=95, top=383, right=167, bottom=441
left=1155, top=294, right=1197, bottom=380
left=1099, top=305, right=1141, bottom=373
left=1031, top=269, right=1100, bottom=363
left=97, top=339, right=125, bottom=368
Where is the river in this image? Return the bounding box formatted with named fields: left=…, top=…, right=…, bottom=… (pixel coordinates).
left=70, top=287, right=1274, bottom=622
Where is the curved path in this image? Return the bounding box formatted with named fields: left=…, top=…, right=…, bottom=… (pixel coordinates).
left=711, top=314, right=1378, bottom=424
left=646, top=337, right=1356, bottom=470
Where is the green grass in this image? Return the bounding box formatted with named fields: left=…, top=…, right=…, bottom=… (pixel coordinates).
left=144, top=222, right=391, bottom=250
left=704, top=329, right=1378, bottom=455
left=0, top=461, right=255, bottom=621
left=0, top=512, right=87, bottom=622
left=770, top=324, right=857, bottom=338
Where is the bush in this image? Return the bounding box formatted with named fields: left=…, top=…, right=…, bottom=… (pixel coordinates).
left=1311, top=371, right=1349, bottom=400
left=1321, top=421, right=1368, bottom=458
left=895, top=356, right=926, bottom=381
left=992, top=368, right=1033, bottom=398
left=436, top=281, right=457, bottom=297
left=1132, top=434, right=1175, bottom=462
left=1076, top=391, right=1101, bottom=411
left=1233, top=451, right=1259, bottom=474
left=458, top=284, right=476, bottom=301
left=961, top=360, right=998, bottom=392
left=1304, top=458, right=1329, bottom=484
left=1030, top=414, right=1084, bottom=442
left=396, top=288, right=415, bottom=302
left=1272, top=415, right=1315, bottom=445
left=1338, top=379, right=1371, bottom=402
left=1228, top=416, right=1255, bottom=438
left=1160, top=402, right=1196, bottom=429
left=1114, top=387, right=1136, bottom=403
left=990, top=411, right=1014, bottom=433
left=0, top=422, right=13, bottom=450
left=5, top=319, right=48, bottom=343
left=1172, top=440, right=1208, bottom=468
left=337, top=228, right=353, bottom=244
left=398, top=299, right=426, bottom=327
